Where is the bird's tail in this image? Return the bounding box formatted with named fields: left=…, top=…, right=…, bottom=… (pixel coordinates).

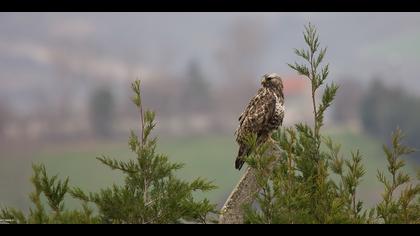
left=235, top=144, right=248, bottom=170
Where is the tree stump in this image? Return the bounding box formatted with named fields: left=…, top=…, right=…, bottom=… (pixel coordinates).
left=218, top=166, right=259, bottom=224
left=218, top=145, right=280, bottom=224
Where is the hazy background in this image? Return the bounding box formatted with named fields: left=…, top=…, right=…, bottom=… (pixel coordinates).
left=1, top=12, right=419, bottom=211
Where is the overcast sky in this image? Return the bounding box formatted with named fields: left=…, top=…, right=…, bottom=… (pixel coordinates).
left=1, top=12, right=420, bottom=103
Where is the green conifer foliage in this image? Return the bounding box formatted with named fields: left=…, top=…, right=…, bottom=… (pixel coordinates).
left=243, top=23, right=419, bottom=224
left=1, top=164, right=100, bottom=224
left=1, top=23, right=418, bottom=225
left=1, top=80, right=216, bottom=224
left=71, top=80, right=217, bottom=224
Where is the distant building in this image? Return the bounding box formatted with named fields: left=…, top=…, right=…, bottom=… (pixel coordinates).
left=281, top=75, right=313, bottom=125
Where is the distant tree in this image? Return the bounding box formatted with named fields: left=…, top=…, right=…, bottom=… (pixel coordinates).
left=360, top=79, right=390, bottom=138
left=0, top=105, right=6, bottom=136
left=181, top=60, right=212, bottom=113
left=0, top=101, right=12, bottom=137
left=89, top=85, right=115, bottom=138
left=360, top=79, right=420, bottom=151
left=332, top=79, right=364, bottom=126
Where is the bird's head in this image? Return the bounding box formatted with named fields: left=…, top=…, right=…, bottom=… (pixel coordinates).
left=261, top=73, right=283, bottom=92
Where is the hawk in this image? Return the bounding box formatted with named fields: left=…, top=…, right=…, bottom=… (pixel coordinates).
left=234, top=73, right=285, bottom=170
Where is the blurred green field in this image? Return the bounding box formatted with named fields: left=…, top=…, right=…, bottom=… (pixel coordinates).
left=324, top=130, right=418, bottom=207
left=0, top=129, right=418, bottom=211
left=36, top=134, right=244, bottom=209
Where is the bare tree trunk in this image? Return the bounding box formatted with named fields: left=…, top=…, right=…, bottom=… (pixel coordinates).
left=218, top=166, right=259, bottom=224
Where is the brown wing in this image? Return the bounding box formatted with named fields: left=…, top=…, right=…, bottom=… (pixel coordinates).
left=234, top=88, right=277, bottom=170
left=235, top=88, right=276, bottom=144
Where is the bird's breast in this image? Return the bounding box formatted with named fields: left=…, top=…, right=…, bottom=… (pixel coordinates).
left=274, top=94, right=285, bottom=117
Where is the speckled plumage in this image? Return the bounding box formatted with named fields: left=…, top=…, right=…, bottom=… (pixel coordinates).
left=234, top=73, right=285, bottom=170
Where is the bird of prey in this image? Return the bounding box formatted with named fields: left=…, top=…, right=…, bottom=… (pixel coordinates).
left=234, top=73, right=285, bottom=170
